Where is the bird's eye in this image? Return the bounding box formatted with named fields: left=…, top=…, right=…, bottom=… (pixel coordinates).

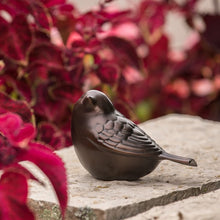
left=90, top=97, right=97, bottom=105
left=82, top=96, right=96, bottom=111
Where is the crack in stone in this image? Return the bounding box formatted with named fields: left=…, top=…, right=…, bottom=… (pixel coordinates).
left=104, top=180, right=220, bottom=220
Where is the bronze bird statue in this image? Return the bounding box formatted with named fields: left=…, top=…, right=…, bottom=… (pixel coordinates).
left=71, top=90, right=197, bottom=181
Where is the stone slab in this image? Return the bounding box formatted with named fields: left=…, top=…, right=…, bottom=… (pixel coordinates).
left=127, top=189, right=220, bottom=220
left=27, top=114, right=220, bottom=219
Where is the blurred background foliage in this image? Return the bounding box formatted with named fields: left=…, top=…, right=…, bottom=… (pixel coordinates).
left=0, top=0, right=219, bottom=149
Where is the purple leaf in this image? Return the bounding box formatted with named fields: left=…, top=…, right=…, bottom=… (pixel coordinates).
left=202, top=14, right=220, bottom=51
left=103, top=36, right=140, bottom=68
left=19, top=142, right=68, bottom=218
left=0, top=171, right=34, bottom=220
left=38, top=122, right=66, bottom=150
left=0, top=14, right=32, bottom=62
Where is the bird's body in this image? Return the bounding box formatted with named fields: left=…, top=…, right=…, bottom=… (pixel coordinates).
left=71, top=90, right=197, bottom=181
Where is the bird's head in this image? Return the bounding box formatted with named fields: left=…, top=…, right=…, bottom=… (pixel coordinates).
left=75, top=90, right=115, bottom=115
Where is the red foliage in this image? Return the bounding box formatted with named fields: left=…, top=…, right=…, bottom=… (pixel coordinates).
left=0, top=0, right=220, bottom=143
left=0, top=95, right=67, bottom=219
left=0, top=172, right=34, bottom=220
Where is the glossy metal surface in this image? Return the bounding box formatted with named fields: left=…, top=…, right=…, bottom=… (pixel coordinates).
left=71, top=90, right=197, bottom=180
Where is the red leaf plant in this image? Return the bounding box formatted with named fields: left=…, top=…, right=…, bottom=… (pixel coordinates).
left=0, top=172, right=35, bottom=220
left=0, top=0, right=218, bottom=151
left=0, top=94, right=67, bottom=219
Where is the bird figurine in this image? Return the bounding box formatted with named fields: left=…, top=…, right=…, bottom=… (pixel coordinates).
left=71, top=90, right=197, bottom=181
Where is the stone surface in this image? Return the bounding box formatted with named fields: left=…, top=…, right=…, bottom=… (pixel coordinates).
left=127, top=189, right=220, bottom=220
left=27, top=114, right=220, bottom=219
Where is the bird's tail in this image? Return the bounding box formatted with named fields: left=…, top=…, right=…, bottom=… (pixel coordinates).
left=159, top=151, right=197, bottom=167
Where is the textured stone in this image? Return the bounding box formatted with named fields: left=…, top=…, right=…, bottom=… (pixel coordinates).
left=27, top=114, right=220, bottom=219
left=127, top=189, right=220, bottom=220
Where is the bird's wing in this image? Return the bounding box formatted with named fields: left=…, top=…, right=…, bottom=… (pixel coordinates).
left=90, top=111, right=163, bottom=157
